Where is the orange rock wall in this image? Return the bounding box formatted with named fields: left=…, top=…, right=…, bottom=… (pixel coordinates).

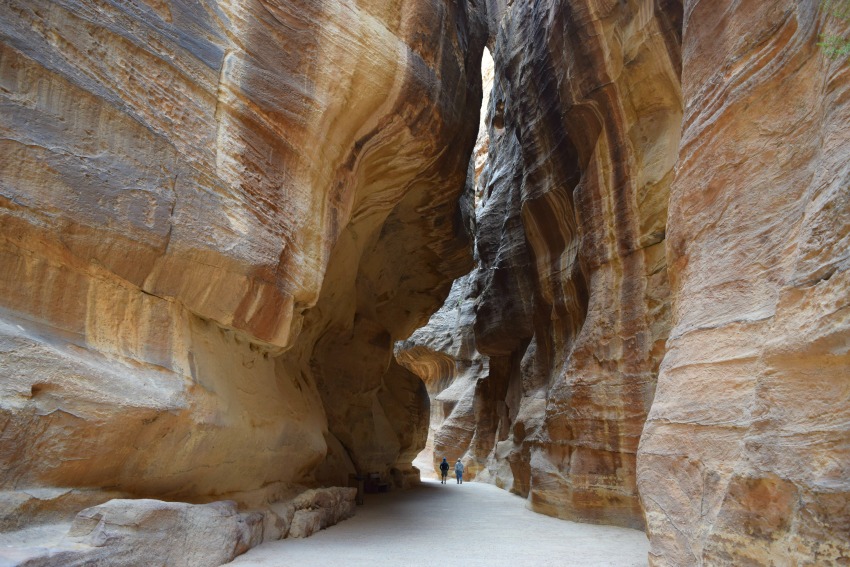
left=2, top=0, right=849, bottom=563
left=400, top=2, right=849, bottom=559
left=637, top=1, right=850, bottom=564
left=0, top=0, right=485, bottom=519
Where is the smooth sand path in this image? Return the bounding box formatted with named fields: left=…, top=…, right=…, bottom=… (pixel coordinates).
left=226, top=479, right=649, bottom=567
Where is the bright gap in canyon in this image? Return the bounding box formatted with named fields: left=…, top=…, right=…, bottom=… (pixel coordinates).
left=0, top=1, right=848, bottom=566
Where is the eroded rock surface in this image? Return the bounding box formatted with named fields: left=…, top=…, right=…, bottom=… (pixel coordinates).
left=399, top=0, right=681, bottom=530
left=2, top=0, right=849, bottom=565
left=637, top=2, right=850, bottom=564
left=65, top=499, right=261, bottom=567
left=0, top=486, right=357, bottom=566
left=0, top=0, right=484, bottom=533
left=400, top=1, right=849, bottom=560
left=0, top=499, right=259, bottom=567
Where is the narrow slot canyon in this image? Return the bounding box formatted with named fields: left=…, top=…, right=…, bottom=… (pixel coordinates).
left=0, top=1, right=848, bottom=566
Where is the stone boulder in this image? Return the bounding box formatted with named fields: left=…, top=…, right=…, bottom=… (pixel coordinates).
left=0, top=488, right=129, bottom=532
left=287, top=487, right=357, bottom=539
left=10, top=499, right=262, bottom=567
left=1, top=486, right=358, bottom=565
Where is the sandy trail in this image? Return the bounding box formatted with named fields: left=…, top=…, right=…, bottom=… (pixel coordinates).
left=225, top=479, right=649, bottom=567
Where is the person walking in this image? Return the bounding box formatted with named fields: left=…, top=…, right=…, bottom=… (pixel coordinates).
left=454, top=458, right=464, bottom=484
left=439, top=457, right=449, bottom=484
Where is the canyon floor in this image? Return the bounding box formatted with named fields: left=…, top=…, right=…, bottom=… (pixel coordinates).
left=226, top=479, right=649, bottom=567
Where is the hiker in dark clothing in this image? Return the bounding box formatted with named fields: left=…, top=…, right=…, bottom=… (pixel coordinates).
left=439, top=457, right=449, bottom=484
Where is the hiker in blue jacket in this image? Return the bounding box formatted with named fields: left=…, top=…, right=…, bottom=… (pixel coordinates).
left=455, top=459, right=464, bottom=484
left=439, top=457, right=449, bottom=484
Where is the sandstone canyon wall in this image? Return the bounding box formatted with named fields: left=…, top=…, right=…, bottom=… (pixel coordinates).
left=1, top=0, right=849, bottom=565
left=399, top=0, right=682, bottom=530
left=0, top=0, right=485, bottom=528
left=638, top=1, right=850, bottom=564
left=399, top=0, right=850, bottom=562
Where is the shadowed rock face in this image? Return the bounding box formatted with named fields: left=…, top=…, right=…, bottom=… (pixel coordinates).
left=399, top=0, right=850, bottom=557
left=0, top=0, right=485, bottom=516
left=399, top=0, right=682, bottom=530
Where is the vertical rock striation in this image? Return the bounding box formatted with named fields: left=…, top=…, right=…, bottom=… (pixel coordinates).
left=399, top=0, right=683, bottom=529
left=3, top=0, right=849, bottom=563
left=0, top=0, right=485, bottom=525
left=637, top=1, right=850, bottom=564
left=402, top=0, right=850, bottom=561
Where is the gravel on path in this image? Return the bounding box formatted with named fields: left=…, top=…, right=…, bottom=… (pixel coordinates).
left=225, top=479, right=649, bottom=567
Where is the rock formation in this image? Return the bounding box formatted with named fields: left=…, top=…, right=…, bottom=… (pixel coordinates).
left=0, top=0, right=484, bottom=539
left=2, top=0, right=849, bottom=565
left=45, top=499, right=263, bottom=567
left=399, top=0, right=682, bottom=530
left=637, top=1, right=850, bottom=564
left=1, top=487, right=355, bottom=565
left=399, top=0, right=849, bottom=562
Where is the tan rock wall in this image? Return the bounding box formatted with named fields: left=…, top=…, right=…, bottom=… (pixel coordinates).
left=0, top=0, right=485, bottom=518
left=637, top=1, right=850, bottom=564
left=396, top=274, right=486, bottom=480
left=3, top=0, right=849, bottom=563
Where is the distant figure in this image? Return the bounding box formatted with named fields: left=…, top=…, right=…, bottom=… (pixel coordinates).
left=455, top=459, right=464, bottom=484
left=439, top=457, right=449, bottom=484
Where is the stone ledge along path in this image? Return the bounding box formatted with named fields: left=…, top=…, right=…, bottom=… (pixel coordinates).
left=225, top=479, right=649, bottom=567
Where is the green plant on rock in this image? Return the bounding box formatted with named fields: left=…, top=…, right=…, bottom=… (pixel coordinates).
left=819, top=0, right=850, bottom=59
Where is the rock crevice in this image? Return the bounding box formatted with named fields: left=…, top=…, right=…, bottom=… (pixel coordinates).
left=2, top=0, right=849, bottom=565
left=399, top=0, right=682, bottom=531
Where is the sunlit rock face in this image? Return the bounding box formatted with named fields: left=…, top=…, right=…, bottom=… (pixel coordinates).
left=0, top=0, right=485, bottom=521
left=399, top=0, right=682, bottom=529
left=637, top=1, right=850, bottom=564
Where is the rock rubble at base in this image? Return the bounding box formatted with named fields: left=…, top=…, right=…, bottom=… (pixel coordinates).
left=0, top=487, right=356, bottom=567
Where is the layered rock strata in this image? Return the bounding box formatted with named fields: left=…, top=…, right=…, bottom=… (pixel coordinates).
left=396, top=274, right=487, bottom=480
left=0, top=0, right=484, bottom=533
left=2, top=0, right=849, bottom=564
left=402, top=0, right=850, bottom=562
left=399, top=0, right=682, bottom=530
left=637, top=1, right=850, bottom=564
